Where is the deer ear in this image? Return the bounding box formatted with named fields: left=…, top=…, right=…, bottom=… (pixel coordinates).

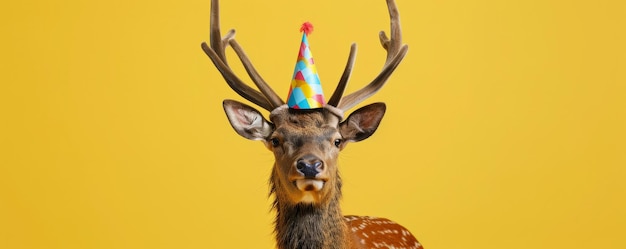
left=339, top=103, right=386, bottom=142
left=223, top=100, right=273, bottom=140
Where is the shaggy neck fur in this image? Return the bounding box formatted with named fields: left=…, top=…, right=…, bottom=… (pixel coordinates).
left=271, top=169, right=350, bottom=249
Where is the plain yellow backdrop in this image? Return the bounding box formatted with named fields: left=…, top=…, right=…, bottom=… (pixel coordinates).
left=1, top=0, right=625, bottom=248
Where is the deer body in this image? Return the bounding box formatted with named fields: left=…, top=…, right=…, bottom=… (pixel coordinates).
left=202, top=0, right=422, bottom=248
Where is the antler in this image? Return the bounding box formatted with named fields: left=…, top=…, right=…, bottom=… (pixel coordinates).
left=327, top=0, right=409, bottom=111
left=201, top=0, right=284, bottom=111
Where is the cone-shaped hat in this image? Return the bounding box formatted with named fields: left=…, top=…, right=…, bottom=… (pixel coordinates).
left=286, top=22, right=325, bottom=109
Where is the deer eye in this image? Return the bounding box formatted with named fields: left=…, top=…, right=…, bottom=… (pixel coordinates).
left=334, top=139, right=342, bottom=148
left=270, top=137, right=280, bottom=147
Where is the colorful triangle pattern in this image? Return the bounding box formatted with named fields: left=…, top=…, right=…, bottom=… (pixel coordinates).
left=286, top=31, right=325, bottom=109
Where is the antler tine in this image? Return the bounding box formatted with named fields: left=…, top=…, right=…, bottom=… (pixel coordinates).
left=228, top=39, right=285, bottom=108
left=201, top=0, right=284, bottom=111
left=335, top=0, right=408, bottom=111
left=380, top=0, right=404, bottom=62
left=209, top=0, right=227, bottom=61
left=328, top=43, right=357, bottom=106
left=201, top=43, right=274, bottom=110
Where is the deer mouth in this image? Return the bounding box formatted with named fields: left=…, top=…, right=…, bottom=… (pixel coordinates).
left=294, top=179, right=325, bottom=192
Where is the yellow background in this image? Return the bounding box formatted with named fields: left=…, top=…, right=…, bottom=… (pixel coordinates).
left=1, top=0, right=624, bottom=248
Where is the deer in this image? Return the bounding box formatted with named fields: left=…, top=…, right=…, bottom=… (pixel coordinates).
left=201, top=0, right=422, bottom=248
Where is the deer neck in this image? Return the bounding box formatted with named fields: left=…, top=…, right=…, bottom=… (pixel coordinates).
left=271, top=168, right=350, bottom=249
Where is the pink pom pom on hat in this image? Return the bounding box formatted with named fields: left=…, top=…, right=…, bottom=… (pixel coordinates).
left=286, top=22, right=325, bottom=109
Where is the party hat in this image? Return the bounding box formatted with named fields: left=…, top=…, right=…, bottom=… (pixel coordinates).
left=286, top=22, right=325, bottom=109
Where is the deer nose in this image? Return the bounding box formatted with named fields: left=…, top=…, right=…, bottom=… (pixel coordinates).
left=296, top=155, right=324, bottom=178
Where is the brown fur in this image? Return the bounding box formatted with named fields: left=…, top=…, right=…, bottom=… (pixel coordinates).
left=267, top=108, right=346, bottom=249
left=205, top=0, right=420, bottom=246
left=222, top=101, right=423, bottom=249
left=271, top=167, right=349, bottom=249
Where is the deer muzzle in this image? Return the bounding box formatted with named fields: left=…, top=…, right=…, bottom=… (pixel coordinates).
left=292, top=154, right=327, bottom=192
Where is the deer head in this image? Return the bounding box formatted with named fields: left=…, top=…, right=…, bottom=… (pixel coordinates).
left=223, top=100, right=386, bottom=206
left=202, top=0, right=413, bottom=248
left=201, top=0, right=406, bottom=205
